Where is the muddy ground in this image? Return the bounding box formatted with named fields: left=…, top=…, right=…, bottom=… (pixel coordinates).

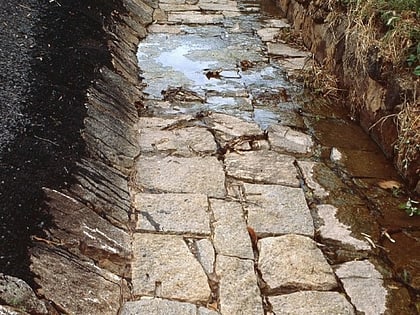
left=0, top=0, right=117, bottom=284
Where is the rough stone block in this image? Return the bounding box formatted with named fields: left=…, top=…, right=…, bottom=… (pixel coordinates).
left=267, top=42, right=310, bottom=57
left=0, top=274, right=47, bottom=314
left=196, top=238, right=216, bottom=275
left=216, top=255, right=264, bottom=315
left=121, top=298, right=196, bottom=315
left=268, top=124, right=313, bottom=154
left=269, top=291, right=355, bottom=314
left=243, top=183, right=314, bottom=237
left=225, top=151, right=299, bottom=187
left=167, top=12, right=224, bottom=24
left=210, top=199, right=254, bottom=259
left=316, top=204, right=370, bottom=250
left=138, top=127, right=217, bottom=156
left=30, top=246, right=125, bottom=315
left=335, top=260, right=387, bottom=315
left=204, top=113, right=263, bottom=146
left=43, top=188, right=132, bottom=275
left=136, top=156, right=225, bottom=197
left=258, top=234, right=337, bottom=292
left=132, top=234, right=211, bottom=302
left=134, top=193, right=211, bottom=235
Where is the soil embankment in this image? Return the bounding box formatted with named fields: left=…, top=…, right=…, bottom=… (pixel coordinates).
left=275, top=0, right=419, bottom=191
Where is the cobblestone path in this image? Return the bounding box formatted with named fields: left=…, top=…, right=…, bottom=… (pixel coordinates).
left=118, top=0, right=374, bottom=315
left=120, top=0, right=385, bottom=314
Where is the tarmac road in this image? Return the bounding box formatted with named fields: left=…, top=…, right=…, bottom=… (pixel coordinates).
left=0, top=0, right=113, bottom=284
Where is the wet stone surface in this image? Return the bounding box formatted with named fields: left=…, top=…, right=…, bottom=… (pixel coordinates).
left=124, top=0, right=413, bottom=313
left=15, top=0, right=415, bottom=313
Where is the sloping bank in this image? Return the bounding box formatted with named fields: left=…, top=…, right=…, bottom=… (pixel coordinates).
left=276, top=0, right=419, bottom=191
left=1, top=0, right=151, bottom=314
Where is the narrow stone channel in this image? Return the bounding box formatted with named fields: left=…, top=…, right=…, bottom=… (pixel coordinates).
left=2, top=0, right=418, bottom=314
left=125, top=0, right=414, bottom=314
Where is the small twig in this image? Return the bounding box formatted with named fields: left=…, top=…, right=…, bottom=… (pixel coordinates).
left=49, top=0, right=62, bottom=6
left=34, top=135, right=59, bottom=147
left=18, top=4, right=35, bottom=11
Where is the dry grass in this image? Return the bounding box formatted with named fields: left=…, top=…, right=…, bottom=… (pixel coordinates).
left=394, top=96, right=420, bottom=176
left=345, top=0, right=420, bottom=73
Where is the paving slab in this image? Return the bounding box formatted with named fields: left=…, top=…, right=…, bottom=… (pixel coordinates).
left=316, top=204, right=370, bottom=250
left=147, top=24, right=183, bottom=34
left=204, top=112, right=263, bottom=146
left=258, top=234, right=337, bottom=293
left=225, top=151, right=299, bottom=187
left=210, top=199, right=254, bottom=259
left=132, top=234, right=211, bottom=302
left=267, top=42, right=310, bottom=58
left=121, top=298, right=196, bottom=315
left=297, top=161, right=330, bottom=199
left=335, top=260, right=387, bottom=315
left=257, top=28, right=280, bottom=42
left=121, top=298, right=219, bottom=314
left=167, top=12, right=224, bottom=24
left=134, top=193, right=211, bottom=234
left=216, top=255, right=264, bottom=315
left=243, top=183, right=314, bottom=237
left=269, top=291, right=355, bottom=315
left=196, top=238, right=216, bottom=274
left=136, top=156, right=225, bottom=197
left=139, top=126, right=217, bottom=156
left=268, top=124, right=313, bottom=154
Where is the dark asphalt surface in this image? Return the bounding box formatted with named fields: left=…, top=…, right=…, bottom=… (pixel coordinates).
left=0, top=0, right=116, bottom=284
left=0, top=1, right=38, bottom=152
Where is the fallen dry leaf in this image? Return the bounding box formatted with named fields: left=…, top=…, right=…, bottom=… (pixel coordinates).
left=378, top=180, right=402, bottom=190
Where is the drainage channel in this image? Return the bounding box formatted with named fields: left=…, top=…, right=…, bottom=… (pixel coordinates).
left=2, top=0, right=418, bottom=314
left=128, top=0, right=418, bottom=314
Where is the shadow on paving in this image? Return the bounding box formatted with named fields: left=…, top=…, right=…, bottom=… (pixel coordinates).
left=0, top=0, right=118, bottom=285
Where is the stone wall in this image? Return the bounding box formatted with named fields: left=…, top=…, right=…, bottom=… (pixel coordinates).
left=26, top=0, right=154, bottom=313
left=276, top=0, right=419, bottom=190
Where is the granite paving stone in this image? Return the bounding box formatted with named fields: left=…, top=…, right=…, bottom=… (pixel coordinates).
left=316, top=204, right=370, bottom=250
left=225, top=151, right=299, bottom=187
left=267, top=42, right=310, bottom=57
left=243, top=183, right=314, bottom=237
left=210, top=199, right=254, bottom=259
left=136, top=156, right=225, bottom=197
left=138, top=127, right=217, bottom=156
left=121, top=298, right=219, bottom=314
left=269, top=291, right=355, bottom=315
left=134, top=193, right=211, bottom=235
left=132, top=234, right=211, bottom=302
left=258, top=234, right=337, bottom=293
left=268, top=124, right=313, bottom=154
left=216, top=255, right=264, bottom=315
left=335, top=260, right=387, bottom=315
left=195, top=238, right=216, bottom=275
left=204, top=113, right=264, bottom=146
